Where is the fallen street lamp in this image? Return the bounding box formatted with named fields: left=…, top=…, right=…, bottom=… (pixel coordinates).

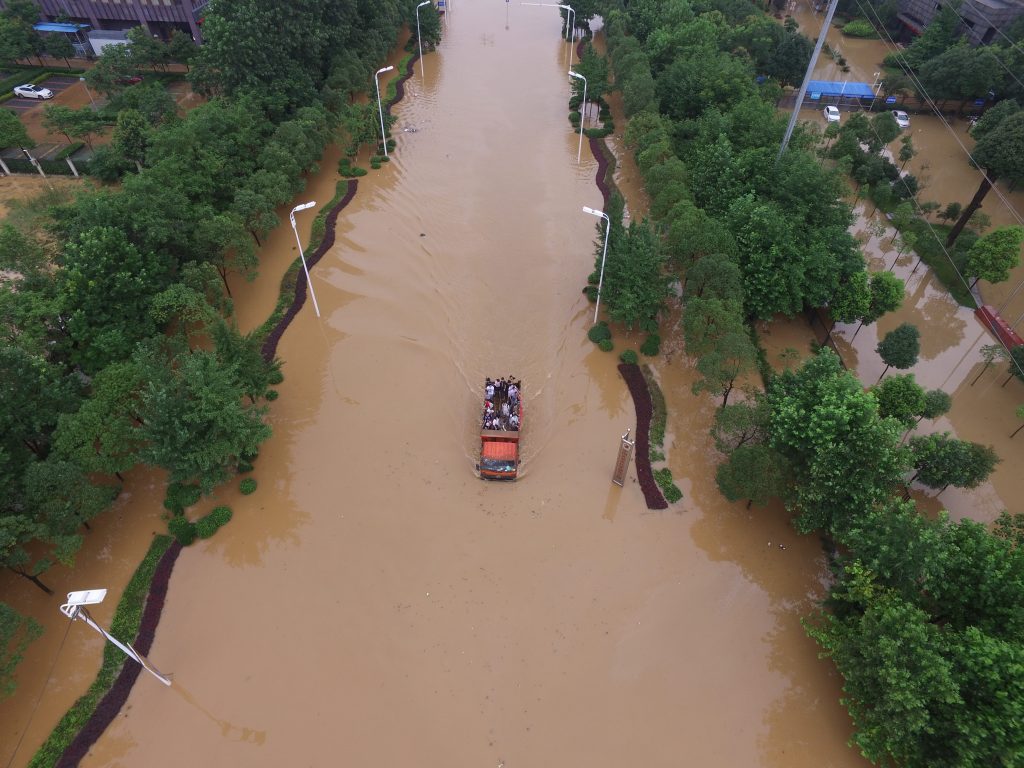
left=416, top=1, right=432, bottom=83
left=568, top=70, right=586, bottom=164
left=375, top=65, right=395, bottom=159
left=60, top=588, right=172, bottom=686
left=289, top=201, right=320, bottom=318
left=582, top=205, right=610, bottom=324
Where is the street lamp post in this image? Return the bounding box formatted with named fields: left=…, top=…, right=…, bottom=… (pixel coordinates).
left=375, top=65, right=395, bottom=159
left=289, top=201, right=320, bottom=318
left=520, top=3, right=575, bottom=65
left=568, top=70, right=586, bottom=164
left=582, top=206, right=610, bottom=324
left=60, top=589, right=172, bottom=686
left=79, top=76, right=96, bottom=110
left=415, top=1, right=432, bottom=83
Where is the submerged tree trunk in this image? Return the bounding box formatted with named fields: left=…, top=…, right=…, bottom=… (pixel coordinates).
left=11, top=568, right=53, bottom=595
left=947, top=174, right=994, bottom=247
left=1012, top=422, right=1024, bottom=439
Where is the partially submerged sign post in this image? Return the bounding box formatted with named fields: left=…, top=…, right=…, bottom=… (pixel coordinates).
left=612, top=429, right=634, bottom=487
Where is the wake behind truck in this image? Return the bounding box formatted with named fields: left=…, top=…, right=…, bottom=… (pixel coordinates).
left=478, top=377, right=522, bottom=481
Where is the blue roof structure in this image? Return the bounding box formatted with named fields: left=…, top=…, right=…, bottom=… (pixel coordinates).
left=34, top=22, right=90, bottom=33
left=807, top=80, right=876, bottom=98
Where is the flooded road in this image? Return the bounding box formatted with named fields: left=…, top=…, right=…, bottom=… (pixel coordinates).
left=4, top=6, right=871, bottom=768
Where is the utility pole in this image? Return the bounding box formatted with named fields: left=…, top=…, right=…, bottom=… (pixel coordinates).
left=777, top=0, right=839, bottom=161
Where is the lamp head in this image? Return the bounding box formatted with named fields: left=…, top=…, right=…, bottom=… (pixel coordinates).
left=418, top=1, right=431, bottom=6
left=292, top=201, right=316, bottom=213
left=582, top=206, right=604, bottom=217
left=60, top=588, right=107, bottom=618
left=377, top=65, right=395, bottom=75
left=568, top=71, right=584, bottom=79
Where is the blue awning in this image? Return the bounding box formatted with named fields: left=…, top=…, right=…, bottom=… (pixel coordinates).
left=34, top=22, right=90, bottom=33
left=807, top=80, right=876, bottom=98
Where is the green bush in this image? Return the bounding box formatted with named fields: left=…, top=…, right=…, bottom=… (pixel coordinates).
left=210, top=506, right=233, bottom=526
left=587, top=271, right=600, bottom=286
left=569, top=111, right=581, bottom=125
left=584, top=285, right=598, bottom=302
left=653, top=467, right=683, bottom=503
left=598, top=338, right=614, bottom=352
left=168, top=515, right=196, bottom=546
left=237, top=459, right=254, bottom=474
left=370, top=159, right=382, bottom=169
left=195, top=516, right=219, bottom=539
left=842, top=19, right=877, bottom=37
left=265, top=389, right=279, bottom=401
left=240, top=477, right=258, bottom=495
left=642, top=365, right=667, bottom=448
left=585, top=126, right=613, bottom=138
left=640, top=333, right=661, bottom=356
left=620, top=349, right=638, bottom=365
left=163, top=482, right=201, bottom=514
left=650, top=448, right=665, bottom=462
left=267, top=369, right=284, bottom=385
left=587, top=322, right=612, bottom=344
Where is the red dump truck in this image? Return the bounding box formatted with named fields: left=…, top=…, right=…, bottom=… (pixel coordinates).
left=478, top=378, right=522, bottom=481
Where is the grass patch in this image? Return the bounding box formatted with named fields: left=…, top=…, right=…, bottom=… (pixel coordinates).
left=29, top=535, right=173, bottom=768
left=905, top=219, right=976, bottom=307
left=641, top=364, right=667, bottom=449
left=653, top=467, right=683, bottom=503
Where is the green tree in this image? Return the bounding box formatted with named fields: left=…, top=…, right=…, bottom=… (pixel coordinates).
left=167, top=29, right=196, bottom=72
left=682, top=296, right=745, bottom=357
left=683, top=255, right=743, bottom=302
left=805, top=567, right=961, bottom=766
left=0, top=108, right=33, bottom=151
left=711, top=394, right=770, bottom=453
left=110, top=108, right=151, bottom=172
left=573, top=43, right=610, bottom=114
left=891, top=3, right=961, bottom=69
left=918, top=389, right=952, bottom=424
left=126, top=25, right=168, bottom=71
left=768, top=350, right=907, bottom=534
left=53, top=360, right=146, bottom=480
left=868, top=111, right=901, bottom=152
left=58, top=226, right=172, bottom=373
left=42, top=31, right=75, bottom=68
left=873, top=373, right=926, bottom=427
left=85, top=41, right=137, bottom=95
left=918, top=42, right=1004, bottom=103
left=600, top=219, right=668, bottom=330
left=715, top=444, right=788, bottom=508
left=876, top=322, right=920, bottom=381
left=947, top=110, right=1024, bottom=246
left=0, top=602, right=42, bottom=700
left=1012, top=404, right=1024, bottom=438
left=135, top=342, right=272, bottom=493
left=23, top=456, right=117, bottom=536
left=692, top=330, right=757, bottom=407
left=410, top=3, right=441, bottom=51
left=909, top=432, right=1000, bottom=492
left=966, top=225, right=1024, bottom=288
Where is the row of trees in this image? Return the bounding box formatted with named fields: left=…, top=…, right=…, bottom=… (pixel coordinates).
left=591, top=0, right=1020, bottom=763
left=0, top=0, right=434, bottom=698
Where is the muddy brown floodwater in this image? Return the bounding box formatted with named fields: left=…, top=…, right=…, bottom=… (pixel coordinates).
left=2, top=6, right=873, bottom=768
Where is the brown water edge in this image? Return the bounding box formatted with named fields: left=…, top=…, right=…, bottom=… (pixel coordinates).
left=72, top=5, right=865, bottom=767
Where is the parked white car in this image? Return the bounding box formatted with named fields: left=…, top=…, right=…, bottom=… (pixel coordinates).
left=12, top=83, right=53, bottom=100
left=892, top=109, right=910, bottom=129
left=823, top=105, right=841, bottom=123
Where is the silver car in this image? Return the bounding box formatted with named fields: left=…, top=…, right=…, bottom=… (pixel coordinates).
left=891, top=110, right=910, bottom=129
left=13, top=83, right=54, bottom=100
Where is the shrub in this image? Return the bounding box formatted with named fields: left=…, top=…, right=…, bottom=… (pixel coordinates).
left=241, top=449, right=259, bottom=462
left=240, top=477, right=258, bottom=495
left=650, top=448, right=665, bottom=462
left=653, top=467, right=683, bottom=503
left=569, top=111, right=581, bottom=125
left=585, top=126, right=613, bottom=138
left=195, top=516, right=219, bottom=539
left=370, top=159, right=382, bottom=169
left=210, top=506, right=233, bottom=526
left=168, top=515, right=196, bottom=546
left=265, top=389, right=279, bottom=401
left=640, top=333, right=661, bottom=356
left=643, top=365, right=667, bottom=448
left=842, top=19, right=877, bottom=37
left=587, top=271, right=600, bottom=286
left=584, top=285, right=598, bottom=302
left=598, top=338, right=614, bottom=352
left=588, top=322, right=612, bottom=343
left=351, top=166, right=368, bottom=176
left=163, top=482, right=201, bottom=514
left=267, top=369, right=284, bottom=385
left=620, top=349, right=638, bottom=365
left=237, top=459, right=254, bottom=474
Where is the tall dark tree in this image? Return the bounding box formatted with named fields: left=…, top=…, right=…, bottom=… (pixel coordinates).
left=876, top=323, right=920, bottom=381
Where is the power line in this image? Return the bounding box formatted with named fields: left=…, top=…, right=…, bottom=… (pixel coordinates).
left=3, top=619, right=73, bottom=768
left=837, top=4, right=1024, bottom=381
left=940, top=3, right=1024, bottom=96
left=856, top=0, right=1024, bottom=229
